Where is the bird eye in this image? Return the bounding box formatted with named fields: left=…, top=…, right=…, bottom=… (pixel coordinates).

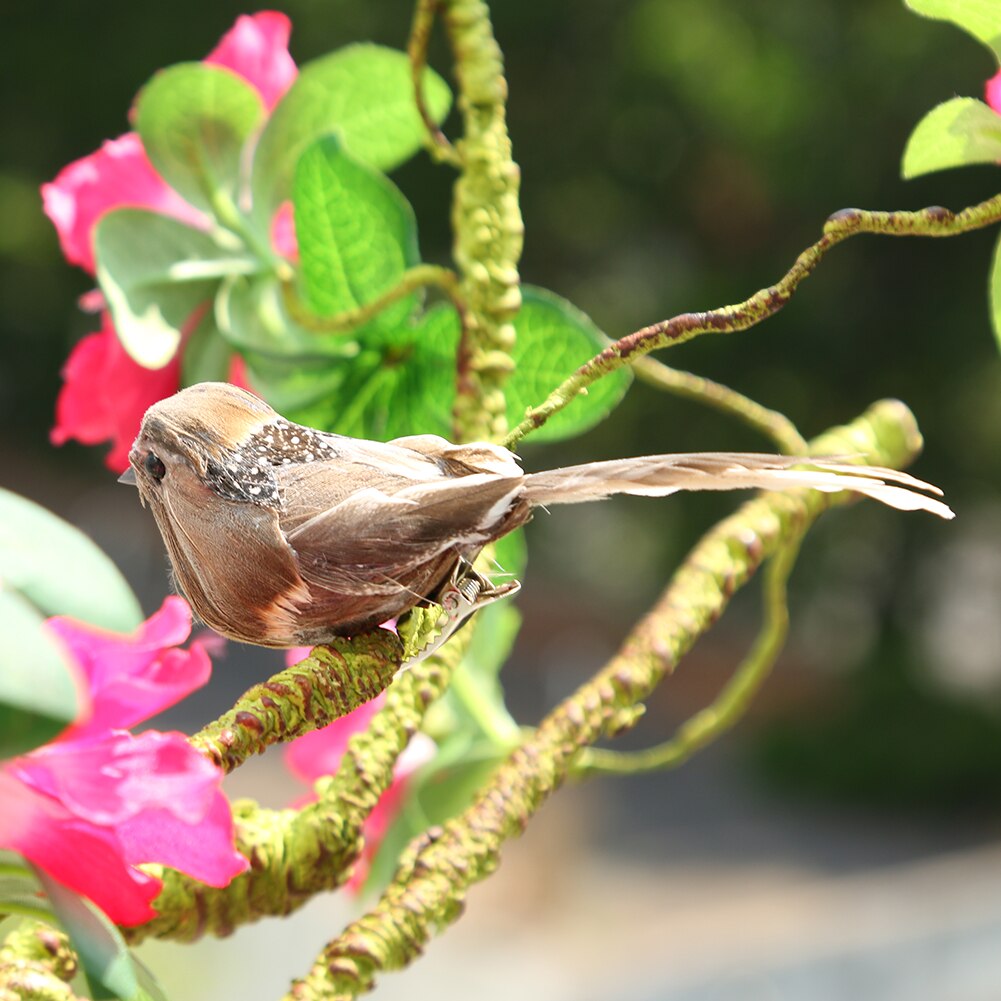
left=144, top=451, right=166, bottom=482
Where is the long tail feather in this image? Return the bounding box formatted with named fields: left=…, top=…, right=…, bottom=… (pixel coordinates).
left=522, top=452, right=954, bottom=519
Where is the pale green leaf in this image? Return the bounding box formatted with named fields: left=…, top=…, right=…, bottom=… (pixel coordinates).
left=135, top=63, right=264, bottom=214
left=251, top=43, right=451, bottom=226
left=0, top=591, right=82, bottom=757
left=0, top=488, right=141, bottom=631
left=96, top=209, right=257, bottom=367
left=902, top=97, right=1001, bottom=177
left=905, top=0, right=1001, bottom=60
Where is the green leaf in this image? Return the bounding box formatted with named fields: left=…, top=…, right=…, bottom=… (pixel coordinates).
left=905, top=0, right=1001, bottom=60
left=251, top=43, right=451, bottom=226
left=180, top=310, right=237, bottom=387
left=216, top=273, right=361, bottom=366
left=0, top=488, right=141, bottom=631
left=35, top=869, right=168, bottom=1001
left=96, top=208, right=258, bottom=367
left=135, top=63, right=264, bottom=215
left=287, top=304, right=460, bottom=439
left=492, top=528, right=527, bottom=582
left=243, top=355, right=353, bottom=415
left=413, top=735, right=506, bottom=827
left=902, top=97, right=1001, bottom=178
left=0, top=591, right=82, bottom=757
left=0, top=855, right=53, bottom=921
left=989, top=229, right=1001, bottom=352
left=507, top=286, right=632, bottom=443
left=0, top=489, right=138, bottom=757
left=293, top=136, right=421, bottom=330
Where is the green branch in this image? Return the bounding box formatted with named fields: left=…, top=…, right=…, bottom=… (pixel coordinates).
left=190, top=632, right=402, bottom=774
left=125, top=632, right=471, bottom=945
left=572, top=531, right=804, bottom=776
left=632, top=356, right=807, bottom=454
left=504, top=193, right=1001, bottom=447
left=0, top=921, right=80, bottom=1001
left=408, top=0, right=462, bottom=166
left=284, top=398, right=926, bottom=1000
left=282, top=265, right=466, bottom=335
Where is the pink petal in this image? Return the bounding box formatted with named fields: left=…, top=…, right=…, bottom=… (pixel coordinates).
left=0, top=771, right=161, bottom=926
left=228, top=352, right=252, bottom=391
left=117, top=790, right=249, bottom=886
left=205, top=12, right=297, bottom=111
left=50, top=313, right=182, bottom=473
left=46, top=596, right=210, bottom=736
left=41, top=133, right=206, bottom=275
left=16, top=731, right=221, bottom=827
left=284, top=694, right=387, bottom=783
left=987, top=69, right=1001, bottom=115
left=283, top=646, right=313, bottom=669
left=271, top=201, right=298, bottom=260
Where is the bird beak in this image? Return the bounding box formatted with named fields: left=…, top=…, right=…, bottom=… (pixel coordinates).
left=118, top=467, right=137, bottom=486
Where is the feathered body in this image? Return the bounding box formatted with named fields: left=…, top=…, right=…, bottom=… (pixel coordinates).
left=124, top=383, right=952, bottom=648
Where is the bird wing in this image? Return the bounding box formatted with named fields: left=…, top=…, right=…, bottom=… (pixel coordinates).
left=278, top=445, right=527, bottom=596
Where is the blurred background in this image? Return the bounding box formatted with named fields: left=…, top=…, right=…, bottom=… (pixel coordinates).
left=4, top=1, right=1001, bottom=998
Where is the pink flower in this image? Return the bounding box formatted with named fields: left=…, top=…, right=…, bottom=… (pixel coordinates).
left=284, top=694, right=435, bottom=891
left=205, top=12, right=297, bottom=112
left=46, top=596, right=211, bottom=739
left=0, top=598, right=247, bottom=926
left=41, top=133, right=205, bottom=276
left=986, top=69, right=1001, bottom=115
left=50, top=312, right=183, bottom=472
left=44, top=13, right=298, bottom=470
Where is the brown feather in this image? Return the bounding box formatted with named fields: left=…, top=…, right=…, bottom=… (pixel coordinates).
left=123, top=384, right=953, bottom=650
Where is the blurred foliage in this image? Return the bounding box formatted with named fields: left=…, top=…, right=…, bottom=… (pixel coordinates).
left=751, top=626, right=1001, bottom=812
left=4, top=1, right=1001, bottom=805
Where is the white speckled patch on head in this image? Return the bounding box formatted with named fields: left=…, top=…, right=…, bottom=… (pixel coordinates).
left=201, top=419, right=343, bottom=505
left=250, top=419, right=343, bottom=465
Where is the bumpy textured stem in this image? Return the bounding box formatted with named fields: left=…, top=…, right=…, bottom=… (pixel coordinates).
left=190, top=632, right=403, bottom=774
left=0, top=922, right=79, bottom=1001
left=443, top=0, right=524, bottom=442
left=126, top=634, right=468, bottom=945
left=504, top=193, right=1001, bottom=447
left=284, top=399, right=924, bottom=999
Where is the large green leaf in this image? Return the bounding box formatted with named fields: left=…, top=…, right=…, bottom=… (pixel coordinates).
left=180, top=309, right=237, bottom=387
left=905, top=0, right=1001, bottom=60
left=96, top=209, right=258, bottom=367
left=0, top=488, right=141, bottom=631
left=902, top=97, right=1001, bottom=178
left=135, top=63, right=264, bottom=215
left=251, top=43, right=451, bottom=226
left=288, top=304, right=460, bottom=440
left=293, top=136, right=421, bottom=330
left=0, top=489, right=139, bottom=756
left=507, top=286, right=632, bottom=443
left=215, top=272, right=361, bottom=365
left=35, top=869, right=168, bottom=1001
left=0, top=854, right=53, bottom=921
left=0, top=590, right=82, bottom=757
